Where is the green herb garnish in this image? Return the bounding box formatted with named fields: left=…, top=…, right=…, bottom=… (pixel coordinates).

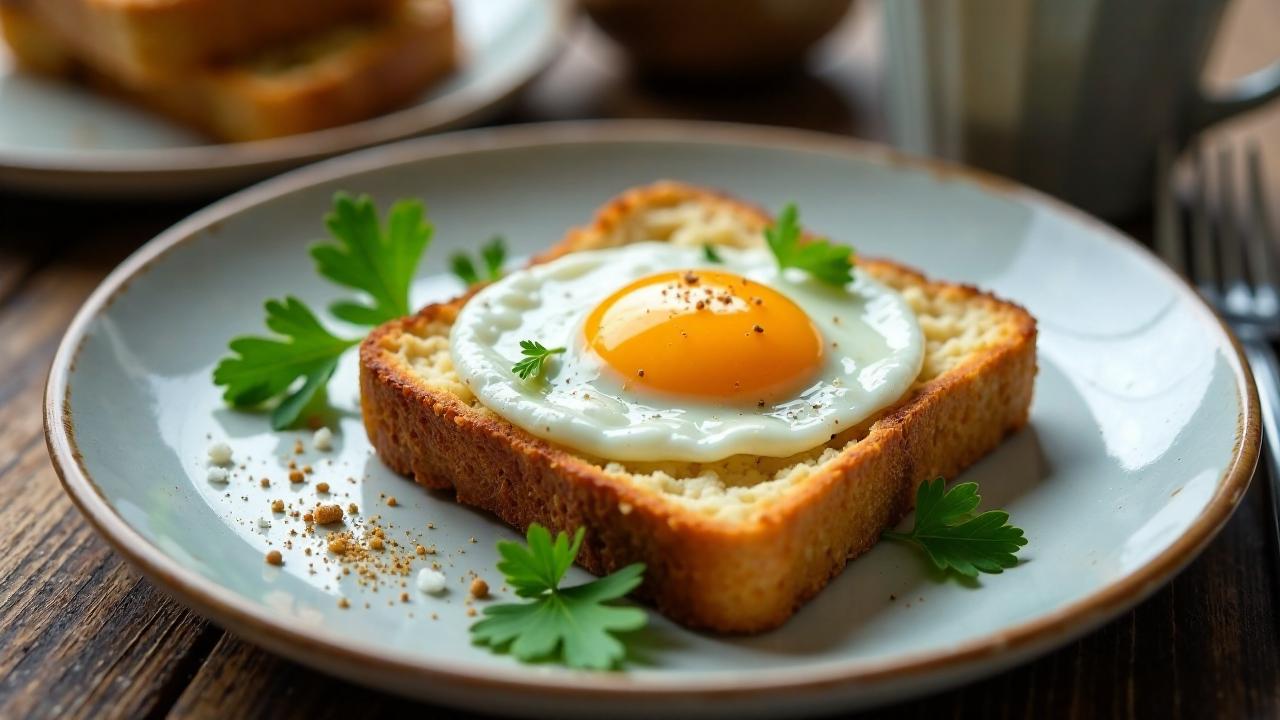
left=883, top=478, right=1027, bottom=577
left=215, top=194, right=431, bottom=428
left=702, top=244, right=723, bottom=263
left=310, top=192, right=433, bottom=326
left=765, top=203, right=855, bottom=286
left=471, top=525, right=647, bottom=670
left=511, top=340, right=565, bottom=380
left=213, top=297, right=359, bottom=430
left=451, top=235, right=507, bottom=286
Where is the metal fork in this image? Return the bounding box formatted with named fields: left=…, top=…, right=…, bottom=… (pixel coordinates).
left=1156, top=139, right=1280, bottom=553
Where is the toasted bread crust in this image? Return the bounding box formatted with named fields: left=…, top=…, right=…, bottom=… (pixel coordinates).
left=21, top=0, right=402, bottom=84
left=149, top=0, right=458, bottom=142
left=360, top=183, right=1037, bottom=633
left=1, top=0, right=457, bottom=142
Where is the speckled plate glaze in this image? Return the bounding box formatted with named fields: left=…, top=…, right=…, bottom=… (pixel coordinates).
left=45, top=122, right=1259, bottom=719
left=0, top=0, right=567, bottom=196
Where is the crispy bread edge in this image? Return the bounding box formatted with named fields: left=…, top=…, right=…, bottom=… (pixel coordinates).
left=23, top=0, right=403, bottom=85
left=1, top=0, right=458, bottom=142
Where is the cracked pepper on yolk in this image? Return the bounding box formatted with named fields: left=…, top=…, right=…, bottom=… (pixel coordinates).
left=583, top=270, right=825, bottom=401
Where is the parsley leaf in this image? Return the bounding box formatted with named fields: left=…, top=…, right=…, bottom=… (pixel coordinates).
left=471, top=525, right=647, bottom=670
left=765, top=203, right=855, bottom=286
left=310, top=192, right=432, bottom=326
left=702, top=244, right=723, bottom=263
left=511, top=340, right=565, bottom=380
left=883, top=478, right=1027, bottom=577
left=480, top=236, right=506, bottom=278
left=450, top=254, right=480, bottom=286
left=212, top=297, right=358, bottom=430
left=451, top=235, right=506, bottom=286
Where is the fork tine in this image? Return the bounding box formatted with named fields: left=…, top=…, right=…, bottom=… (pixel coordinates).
left=1217, top=146, right=1252, bottom=314
left=1189, top=143, right=1220, bottom=300
left=1154, top=138, right=1185, bottom=275
left=1246, top=141, right=1280, bottom=315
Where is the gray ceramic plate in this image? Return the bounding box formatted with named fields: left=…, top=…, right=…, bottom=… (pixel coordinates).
left=0, top=0, right=567, bottom=196
left=45, top=122, right=1259, bottom=718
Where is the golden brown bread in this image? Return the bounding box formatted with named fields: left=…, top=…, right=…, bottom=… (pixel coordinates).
left=359, top=182, right=1038, bottom=633
left=0, top=3, right=68, bottom=76
left=0, top=0, right=457, bottom=142
left=14, top=0, right=401, bottom=84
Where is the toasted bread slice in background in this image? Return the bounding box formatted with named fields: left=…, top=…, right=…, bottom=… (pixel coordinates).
left=0, top=0, right=457, bottom=142
left=13, top=0, right=400, bottom=85
left=360, top=182, right=1037, bottom=633
left=0, top=2, right=72, bottom=76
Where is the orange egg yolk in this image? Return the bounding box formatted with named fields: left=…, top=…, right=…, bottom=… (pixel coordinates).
left=583, top=270, right=824, bottom=401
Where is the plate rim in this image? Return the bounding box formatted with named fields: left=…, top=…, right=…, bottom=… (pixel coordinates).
left=0, top=0, right=571, bottom=176
left=43, top=120, right=1261, bottom=702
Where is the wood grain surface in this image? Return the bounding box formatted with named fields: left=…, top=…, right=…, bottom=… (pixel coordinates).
left=2, top=1, right=1279, bottom=718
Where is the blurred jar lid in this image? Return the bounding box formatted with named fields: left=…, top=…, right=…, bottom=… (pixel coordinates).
left=581, top=0, right=855, bottom=80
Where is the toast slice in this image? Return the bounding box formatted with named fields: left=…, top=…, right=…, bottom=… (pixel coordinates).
left=360, top=182, right=1037, bottom=633
left=0, top=2, right=69, bottom=76
left=12, top=0, right=400, bottom=85
left=0, top=0, right=457, bottom=142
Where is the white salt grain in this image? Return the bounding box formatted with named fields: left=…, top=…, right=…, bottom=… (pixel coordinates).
left=207, top=442, right=233, bottom=466
left=312, top=427, right=334, bottom=451
left=416, top=568, right=447, bottom=594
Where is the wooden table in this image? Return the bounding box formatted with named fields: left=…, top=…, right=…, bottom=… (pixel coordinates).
left=3, top=2, right=1279, bottom=718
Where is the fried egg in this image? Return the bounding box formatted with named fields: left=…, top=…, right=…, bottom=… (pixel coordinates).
left=449, top=242, right=923, bottom=462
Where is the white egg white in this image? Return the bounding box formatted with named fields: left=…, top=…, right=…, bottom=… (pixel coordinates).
left=449, top=242, right=924, bottom=462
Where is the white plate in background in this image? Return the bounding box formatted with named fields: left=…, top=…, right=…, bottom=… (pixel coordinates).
left=0, top=0, right=568, bottom=196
